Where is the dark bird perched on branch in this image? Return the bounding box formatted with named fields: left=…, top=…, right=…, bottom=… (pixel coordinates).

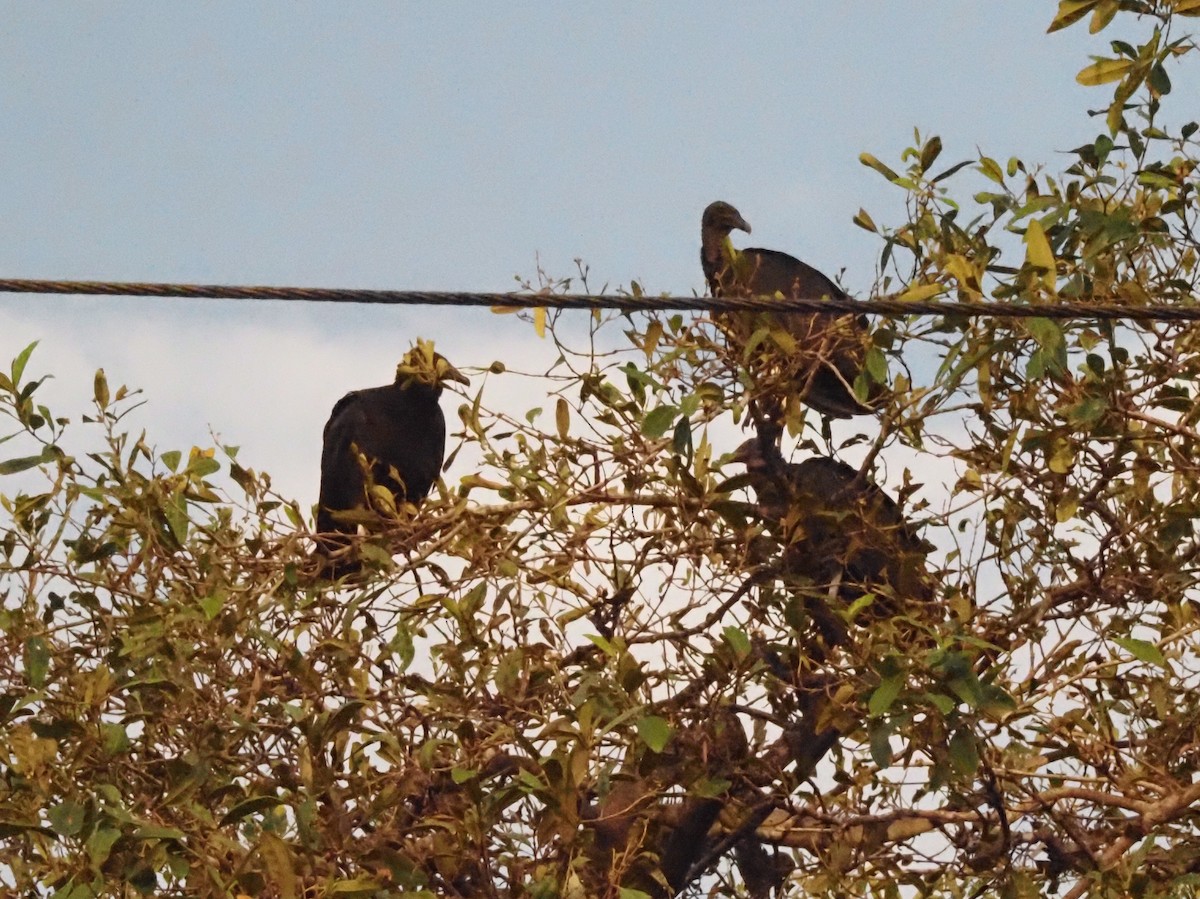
left=730, top=436, right=933, bottom=612
left=701, top=201, right=880, bottom=421
left=316, top=341, right=468, bottom=575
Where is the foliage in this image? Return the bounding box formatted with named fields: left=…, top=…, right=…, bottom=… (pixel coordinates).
left=2, top=4, right=1200, bottom=897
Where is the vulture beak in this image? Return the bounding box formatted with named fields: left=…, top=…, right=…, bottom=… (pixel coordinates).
left=438, top=360, right=470, bottom=387
left=734, top=213, right=751, bottom=235
left=730, top=438, right=761, bottom=466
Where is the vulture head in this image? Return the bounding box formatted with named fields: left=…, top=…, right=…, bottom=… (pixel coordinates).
left=730, top=435, right=775, bottom=473
left=394, top=340, right=470, bottom=392
left=701, top=201, right=752, bottom=240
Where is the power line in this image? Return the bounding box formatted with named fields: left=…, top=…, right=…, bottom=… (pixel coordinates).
left=1, top=277, right=1198, bottom=322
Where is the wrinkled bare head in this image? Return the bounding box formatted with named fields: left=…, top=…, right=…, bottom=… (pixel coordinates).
left=701, top=201, right=751, bottom=237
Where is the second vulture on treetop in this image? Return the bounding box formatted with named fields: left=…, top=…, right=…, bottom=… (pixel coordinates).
left=701, top=200, right=880, bottom=420
left=731, top=435, right=933, bottom=611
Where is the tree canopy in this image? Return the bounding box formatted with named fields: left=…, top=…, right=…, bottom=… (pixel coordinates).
left=2, top=3, right=1200, bottom=897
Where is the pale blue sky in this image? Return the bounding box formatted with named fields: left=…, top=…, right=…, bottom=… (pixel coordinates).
left=0, top=4, right=1149, bottom=505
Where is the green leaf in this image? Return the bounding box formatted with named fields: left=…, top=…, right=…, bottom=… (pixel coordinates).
left=868, top=721, right=893, bottom=768
left=949, top=728, right=979, bottom=775
left=637, top=715, right=671, bottom=753
left=672, top=416, right=693, bottom=461
left=48, top=800, right=86, bottom=836
left=326, top=879, right=385, bottom=896
left=919, top=135, right=943, bottom=171
left=134, top=824, right=186, bottom=840
left=161, top=450, right=181, bottom=472
left=0, top=446, right=55, bottom=476
left=723, top=625, right=751, bottom=658
left=1112, top=636, right=1167, bottom=668
left=641, top=405, right=678, bottom=439
left=24, top=636, right=49, bottom=688
left=11, top=341, right=38, bottom=387
left=164, top=491, right=189, bottom=543
left=87, top=826, right=122, bottom=867
left=219, top=795, right=284, bottom=826
left=869, top=670, right=904, bottom=717
left=619, top=890, right=655, bottom=899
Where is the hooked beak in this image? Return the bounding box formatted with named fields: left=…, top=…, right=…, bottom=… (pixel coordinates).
left=439, top=362, right=470, bottom=387
left=734, top=214, right=751, bottom=235
left=730, top=438, right=760, bottom=466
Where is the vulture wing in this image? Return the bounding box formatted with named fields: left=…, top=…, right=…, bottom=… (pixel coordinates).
left=735, top=248, right=876, bottom=419
left=743, top=452, right=932, bottom=604
left=318, top=390, right=371, bottom=534
left=317, top=381, right=448, bottom=534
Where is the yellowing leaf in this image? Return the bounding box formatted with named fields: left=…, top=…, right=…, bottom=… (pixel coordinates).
left=533, top=306, right=547, bottom=338
left=943, top=255, right=981, bottom=293
left=859, top=152, right=900, bottom=182
left=1173, top=0, right=1200, bottom=14
left=556, top=397, right=570, bottom=440
left=1056, top=492, right=1079, bottom=522
left=94, top=368, right=109, bottom=409
left=1048, top=437, right=1075, bottom=474
left=1048, top=0, right=1099, bottom=32
left=896, top=283, right=947, bottom=303
left=1076, top=57, right=1132, bottom=86
left=1024, top=219, right=1057, bottom=292
left=643, top=319, right=663, bottom=360
left=1090, top=0, right=1119, bottom=32
left=853, top=208, right=877, bottom=233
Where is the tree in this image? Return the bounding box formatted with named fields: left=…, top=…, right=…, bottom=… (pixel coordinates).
left=1, top=3, right=1199, bottom=896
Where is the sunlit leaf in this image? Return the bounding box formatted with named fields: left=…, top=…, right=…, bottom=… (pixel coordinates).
left=859, top=152, right=900, bottom=182
left=1076, top=57, right=1132, bottom=86
left=556, top=398, right=570, bottom=440
left=93, top=368, right=109, bottom=409
left=1024, top=219, right=1057, bottom=291
left=896, top=283, right=947, bottom=303
left=1047, top=0, right=1099, bottom=33
left=853, top=208, right=877, bottom=232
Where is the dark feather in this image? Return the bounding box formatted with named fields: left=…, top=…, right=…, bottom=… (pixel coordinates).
left=732, top=437, right=933, bottom=605
left=701, top=201, right=879, bottom=419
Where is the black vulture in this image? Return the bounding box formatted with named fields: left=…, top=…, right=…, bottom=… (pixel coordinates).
left=316, top=343, right=467, bottom=572
left=701, top=200, right=879, bottom=420
left=730, top=436, right=932, bottom=607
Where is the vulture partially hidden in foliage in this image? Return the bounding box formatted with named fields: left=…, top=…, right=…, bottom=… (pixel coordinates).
left=701, top=200, right=880, bottom=420
left=316, top=343, right=468, bottom=575
left=731, top=436, right=933, bottom=618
